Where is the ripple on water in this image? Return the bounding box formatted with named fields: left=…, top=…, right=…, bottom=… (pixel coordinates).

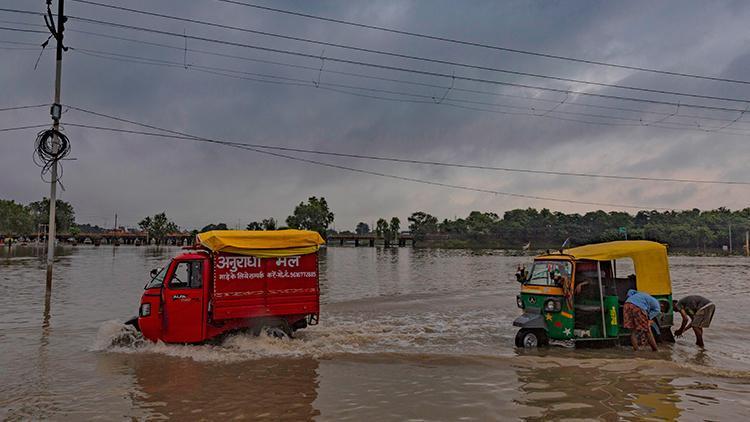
left=4, top=247, right=750, bottom=420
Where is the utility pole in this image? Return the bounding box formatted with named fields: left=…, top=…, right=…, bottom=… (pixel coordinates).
left=44, top=0, right=66, bottom=296
left=729, top=223, right=733, bottom=254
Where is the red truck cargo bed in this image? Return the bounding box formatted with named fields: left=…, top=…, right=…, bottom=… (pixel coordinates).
left=212, top=252, right=319, bottom=321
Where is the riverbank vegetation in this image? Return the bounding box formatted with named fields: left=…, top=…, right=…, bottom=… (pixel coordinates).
left=0, top=198, right=75, bottom=236
left=3, top=195, right=750, bottom=253
left=401, top=208, right=750, bottom=252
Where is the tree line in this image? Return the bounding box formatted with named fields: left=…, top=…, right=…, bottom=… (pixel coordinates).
left=348, top=218, right=402, bottom=246
left=5, top=195, right=750, bottom=251
left=0, top=196, right=336, bottom=242
left=87, top=196, right=335, bottom=243
left=200, top=196, right=335, bottom=237
left=0, top=198, right=76, bottom=236
left=402, top=208, right=750, bottom=251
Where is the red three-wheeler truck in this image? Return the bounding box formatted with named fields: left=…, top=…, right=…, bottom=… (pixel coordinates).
left=130, top=230, right=325, bottom=343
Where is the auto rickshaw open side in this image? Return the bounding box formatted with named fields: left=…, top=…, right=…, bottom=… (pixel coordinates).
left=513, top=240, right=674, bottom=348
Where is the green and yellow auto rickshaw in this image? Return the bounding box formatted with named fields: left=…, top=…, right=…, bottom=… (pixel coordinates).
left=513, top=240, right=674, bottom=348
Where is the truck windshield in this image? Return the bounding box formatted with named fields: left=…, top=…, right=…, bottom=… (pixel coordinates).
left=527, top=260, right=572, bottom=287
left=145, top=266, right=168, bottom=289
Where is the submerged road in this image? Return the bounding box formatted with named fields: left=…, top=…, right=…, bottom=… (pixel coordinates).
left=2, top=246, right=749, bottom=420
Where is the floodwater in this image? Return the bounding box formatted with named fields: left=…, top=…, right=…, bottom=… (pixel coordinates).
left=1, top=245, right=749, bottom=420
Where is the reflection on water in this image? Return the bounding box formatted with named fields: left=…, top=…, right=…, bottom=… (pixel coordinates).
left=101, top=354, right=321, bottom=420
left=515, top=361, right=682, bottom=420
left=1, top=245, right=750, bottom=420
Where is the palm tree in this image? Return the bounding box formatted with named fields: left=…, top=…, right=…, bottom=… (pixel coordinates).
left=389, top=217, right=401, bottom=244
left=375, top=218, right=390, bottom=247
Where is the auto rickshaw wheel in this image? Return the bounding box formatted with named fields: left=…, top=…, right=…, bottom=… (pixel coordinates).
left=515, top=329, right=549, bottom=348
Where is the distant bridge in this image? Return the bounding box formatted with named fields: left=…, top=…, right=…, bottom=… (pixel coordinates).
left=32, top=231, right=194, bottom=246
left=9, top=231, right=419, bottom=247
left=327, top=233, right=414, bottom=247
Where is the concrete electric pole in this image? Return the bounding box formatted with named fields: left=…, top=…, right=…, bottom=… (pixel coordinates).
left=44, top=0, right=66, bottom=303
left=729, top=223, right=733, bottom=254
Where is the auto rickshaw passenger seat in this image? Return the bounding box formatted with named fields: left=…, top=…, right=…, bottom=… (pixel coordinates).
left=614, top=276, right=637, bottom=302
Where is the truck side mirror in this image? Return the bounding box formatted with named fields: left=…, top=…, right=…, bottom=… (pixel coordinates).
left=150, top=268, right=158, bottom=278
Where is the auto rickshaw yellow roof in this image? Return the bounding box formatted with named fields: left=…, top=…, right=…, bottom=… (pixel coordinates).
left=564, top=240, right=667, bottom=261
left=197, top=229, right=325, bottom=257
left=538, top=240, right=671, bottom=295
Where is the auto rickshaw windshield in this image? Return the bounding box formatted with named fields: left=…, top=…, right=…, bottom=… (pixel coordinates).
left=145, top=266, right=168, bottom=289
left=527, top=260, right=572, bottom=287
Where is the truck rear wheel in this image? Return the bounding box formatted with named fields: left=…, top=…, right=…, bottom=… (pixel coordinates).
left=259, top=319, right=293, bottom=339
left=265, top=325, right=292, bottom=339
left=515, top=329, right=548, bottom=348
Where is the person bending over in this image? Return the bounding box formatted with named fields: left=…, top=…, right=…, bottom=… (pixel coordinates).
left=624, top=289, right=661, bottom=351
left=673, top=295, right=715, bottom=348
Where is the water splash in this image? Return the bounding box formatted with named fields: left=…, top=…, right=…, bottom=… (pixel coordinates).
left=93, top=320, right=147, bottom=350
left=91, top=316, right=750, bottom=382
left=91, top=309, right=511, bottom=362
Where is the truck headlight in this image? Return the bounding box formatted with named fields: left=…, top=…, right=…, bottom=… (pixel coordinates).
left=516, top=295, right=524, bottom=309
left=544, top=298, right=561, bottom=312
left=139, top=303, right=151, bottom=317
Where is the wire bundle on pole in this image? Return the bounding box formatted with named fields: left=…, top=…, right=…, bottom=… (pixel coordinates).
left=34, top=127, right=71, bottom=183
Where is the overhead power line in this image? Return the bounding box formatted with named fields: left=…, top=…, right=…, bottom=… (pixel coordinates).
left=67, top=45, right=750, bottom=135
left=0, top=123, right=51, bottom=132
left=61, top=105, right=674, bottom=210
left=214, top=0, right=750, bottom=86
left=0, top=19, right=42, bottom=28
left=0, top=8, right=42, bottom=17
left=0, top=40, right=42, bottom=47
left=30, top=41, right=641, bottom=131
left=67, top=46, right=646, bottom=123
left=26, top=26, right=747, bottom=128
left=4, top=37, right=736, bottom=131
left=58, top=120, right=750, bottom=187
left=61, top=107, right=750, bottom=186
left=3, top=6, right=749, bottom=113
left=0, top=104, right=49, bottom=112
left=0, top=26, right=47, bottom=35
left=0, top=47, right=41, bottom=51
left=65, top=0, right=750, bottom=104
left=58, top=18, right=750, bottom=114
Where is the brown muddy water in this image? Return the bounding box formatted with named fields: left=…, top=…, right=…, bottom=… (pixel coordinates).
left=1, top=245, right=749, bottom=420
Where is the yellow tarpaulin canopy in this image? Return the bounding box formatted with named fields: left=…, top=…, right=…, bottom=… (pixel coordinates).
left=197, top=229, right=325, bottom=258
left=541, top=240, right=672, bottom=295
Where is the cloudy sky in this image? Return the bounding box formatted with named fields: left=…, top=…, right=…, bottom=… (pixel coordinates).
left=2, top=0, right=750, bottom=230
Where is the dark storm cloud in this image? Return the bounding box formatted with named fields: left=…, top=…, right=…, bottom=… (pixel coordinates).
left=2, top=0, right=750, bottom=229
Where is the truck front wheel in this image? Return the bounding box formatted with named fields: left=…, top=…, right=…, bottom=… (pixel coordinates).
left=124, top=316, right=140, bottom=332
left=515, top=329, right=548, bottom=348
